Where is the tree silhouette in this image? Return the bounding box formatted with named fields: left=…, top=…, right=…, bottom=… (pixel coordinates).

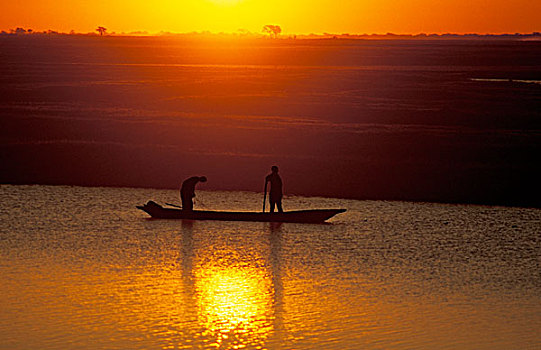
left=262, top=25, right=281, bottom=38
left=96, top=26, right=107, bottom=36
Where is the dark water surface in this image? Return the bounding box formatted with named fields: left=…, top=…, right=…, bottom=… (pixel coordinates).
left=1, top=36, right=540, bottom=206
left=1, top=185, right=540, bottom=349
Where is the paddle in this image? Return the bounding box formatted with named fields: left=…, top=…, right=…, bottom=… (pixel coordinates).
left=165, top=202, right=182, bottom=208
left=262, top=181, right=267, bottom=213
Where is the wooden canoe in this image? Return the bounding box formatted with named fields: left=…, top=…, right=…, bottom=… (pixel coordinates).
left=137, top=201, right=346, bottom=223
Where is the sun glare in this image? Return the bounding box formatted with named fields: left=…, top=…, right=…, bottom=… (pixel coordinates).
left=208, top=0, right=244, bottom=6
left=195, top=263, right=273, bottom=347
left=1, top=0, right=540, bottom=34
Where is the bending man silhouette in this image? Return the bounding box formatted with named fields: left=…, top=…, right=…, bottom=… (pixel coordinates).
left=180, top=176, right=207, bottom=211
left=265, top=166, right=283, bottom=213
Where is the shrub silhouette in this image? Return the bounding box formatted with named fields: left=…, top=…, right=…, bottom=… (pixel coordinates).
left=262, top=25, right=281, bottom=38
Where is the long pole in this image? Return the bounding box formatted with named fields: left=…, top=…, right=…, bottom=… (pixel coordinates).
left=165, top=202, right=182, bottom=208
left=262, top=181, right=268, bottom=213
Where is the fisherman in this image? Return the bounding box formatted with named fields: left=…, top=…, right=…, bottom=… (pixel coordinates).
left=265, top=166, right=283, bottom=213
left=180, top=176, right=207, bottom=211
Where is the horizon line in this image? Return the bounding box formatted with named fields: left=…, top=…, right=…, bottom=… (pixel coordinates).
left=2, top=27, right=541, bottom=39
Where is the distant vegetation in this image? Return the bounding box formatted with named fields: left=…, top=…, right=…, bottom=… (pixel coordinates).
left=1, top=27, right=540, bottom=40
left=262, top=25, right=282, bottom=38
left=0, top=27, right=106, bottom=36
left=96, top=26, right=107, bottom=36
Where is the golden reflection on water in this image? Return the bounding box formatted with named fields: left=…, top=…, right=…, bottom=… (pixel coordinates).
left=3, top=186, right=541, bottom=349
left=194, top=257, right=274, bottom=348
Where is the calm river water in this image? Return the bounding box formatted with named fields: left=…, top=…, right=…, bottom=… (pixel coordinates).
left=0, top=185, right=539, bottom=349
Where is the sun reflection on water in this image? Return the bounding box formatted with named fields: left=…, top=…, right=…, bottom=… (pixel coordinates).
left=194, top=259, right=274, bottom=348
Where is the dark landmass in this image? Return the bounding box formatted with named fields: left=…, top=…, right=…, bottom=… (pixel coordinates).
left=2, top=27, right=541, bottom=41
left=1, top=35, right=540, bottom=207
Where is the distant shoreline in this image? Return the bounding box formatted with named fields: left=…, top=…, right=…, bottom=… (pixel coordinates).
left=1, top=29, right=541, bottom=41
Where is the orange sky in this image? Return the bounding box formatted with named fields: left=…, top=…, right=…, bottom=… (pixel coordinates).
left=1, top=0, right=539, bottom=34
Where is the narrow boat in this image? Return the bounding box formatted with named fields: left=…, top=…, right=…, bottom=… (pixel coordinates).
left=137, top=201, right=346, bottom=223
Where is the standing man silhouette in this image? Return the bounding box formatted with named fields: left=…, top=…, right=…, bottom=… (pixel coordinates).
left=180, top=176, right=207, bottom=211
left=265, top=166, right=283, bottom=213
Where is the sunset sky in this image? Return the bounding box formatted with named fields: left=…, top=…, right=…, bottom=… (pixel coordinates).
left=1, top=0, right=539, bottom=35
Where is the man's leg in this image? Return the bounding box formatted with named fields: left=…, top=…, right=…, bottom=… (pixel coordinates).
left=270, top=199, right=276, bottom=213
left=182, top=195, right=193, bottom=211
left=277, top=200, right=283, bottom=213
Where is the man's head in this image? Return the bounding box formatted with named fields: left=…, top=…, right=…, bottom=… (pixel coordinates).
left=199, top=176, right=207, bottom=182
left=271, top=166, right=279, bottom=173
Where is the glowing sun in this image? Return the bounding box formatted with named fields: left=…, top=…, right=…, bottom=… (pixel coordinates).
left=209, top=0, right=243, bottom=5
